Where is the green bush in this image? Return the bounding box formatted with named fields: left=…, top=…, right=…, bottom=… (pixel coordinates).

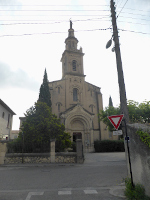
left=124, top=178, right=150, bottom=200
left=94, top=140, right=125, bottom=152
left=7, top=138, right=23, bottom=153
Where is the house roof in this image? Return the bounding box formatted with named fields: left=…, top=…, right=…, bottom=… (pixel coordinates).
left=0, top=99, right=16, bottom=115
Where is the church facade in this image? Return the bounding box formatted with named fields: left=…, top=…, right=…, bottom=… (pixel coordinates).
left=48, top=22, right=112, bottom=152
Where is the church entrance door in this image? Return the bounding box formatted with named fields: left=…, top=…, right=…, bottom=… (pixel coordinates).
left=73, top=132, right=82, bottom=142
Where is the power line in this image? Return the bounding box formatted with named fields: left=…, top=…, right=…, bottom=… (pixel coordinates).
left=0, top=27, right=112, bottom=37
left=0, top=9, right=110, bottom=12
left=118, top=20, right=150, bottom=26
left=119, top=15, right=150, bottom=22
left=0, top=17, right=111, bottom=25
left=119, top=28, right=150, bottom=35
left=0, top=27, right=149, bottom=38
left=0, top=5, right=110, bottom=7
left=117, top=0, right=129, bottom=18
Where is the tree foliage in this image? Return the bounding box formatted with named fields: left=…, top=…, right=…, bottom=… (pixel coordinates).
left=39, top=69, right=51, bottom=108
left=99, top=100, right=150, bottom=131
left=17, top=101, right=71, bottom=152
left=99, top=105, right=120, bottom=131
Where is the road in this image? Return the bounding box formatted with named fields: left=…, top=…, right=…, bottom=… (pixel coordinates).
left=0, top=152, right=127, bottom=200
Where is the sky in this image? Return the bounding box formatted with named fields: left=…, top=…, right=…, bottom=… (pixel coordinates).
left=0, top=0, right=150, bottom=130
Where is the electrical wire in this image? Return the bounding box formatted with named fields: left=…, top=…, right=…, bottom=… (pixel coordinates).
left=117, top=0, right=129, bottom=18
left=0, top=26, right=149, bottom=38
left=0, top=27, right=112, bottom=37
left=119, top=28, right=150, bottom=35
left=0, top=17, right=111, bottom=25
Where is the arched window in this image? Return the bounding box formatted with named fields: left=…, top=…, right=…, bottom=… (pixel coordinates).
left=73, top=88, right=78, bottom=101
left=58, top=104, right=60, bottom=112
left=89, top=104, right=94, bottom=113
left=58, top=87, right=60, bottom=94
left=72, top=60, right=77, bottom=71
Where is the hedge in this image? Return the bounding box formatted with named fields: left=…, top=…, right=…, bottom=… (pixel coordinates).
left=94, top=140, right=125, bottom=152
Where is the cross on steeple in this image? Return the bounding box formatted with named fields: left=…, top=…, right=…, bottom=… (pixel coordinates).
left=70, top=20, right=73, bottom=29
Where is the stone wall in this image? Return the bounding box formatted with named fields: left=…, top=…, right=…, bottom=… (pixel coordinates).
left=127, top=123, right=150, bottom=196
left=0, top=141, right=7, bottom=164
left=4, top=152, right=77, bottom=164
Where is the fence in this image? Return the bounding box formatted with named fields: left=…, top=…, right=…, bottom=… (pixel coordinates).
left=0, top=139, right=84, bottom=164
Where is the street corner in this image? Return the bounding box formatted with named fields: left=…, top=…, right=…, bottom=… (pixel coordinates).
left=109, top=185, right=126, bottom=199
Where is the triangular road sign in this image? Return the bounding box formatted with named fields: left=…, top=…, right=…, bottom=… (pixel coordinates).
left=107, top=114, right=124, bottom=130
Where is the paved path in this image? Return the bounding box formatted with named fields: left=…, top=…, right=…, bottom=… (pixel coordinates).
left=0, top=152, right=127, bottom=200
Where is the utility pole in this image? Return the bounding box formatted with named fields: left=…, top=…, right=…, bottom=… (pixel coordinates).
left=110, top=0, right=129, bottom=123
left=110, top=0, right=134, bottom=187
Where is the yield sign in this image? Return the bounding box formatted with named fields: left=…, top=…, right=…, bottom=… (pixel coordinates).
left=107, top=114, right=124, bottom=130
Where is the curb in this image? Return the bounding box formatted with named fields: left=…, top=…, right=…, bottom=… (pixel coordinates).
left=109, top=185, right=126, bottom=198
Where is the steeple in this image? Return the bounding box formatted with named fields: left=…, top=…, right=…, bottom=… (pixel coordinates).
left=65, top=20, right=78, bottom=51
left=61, top=21, right=85, bottom=79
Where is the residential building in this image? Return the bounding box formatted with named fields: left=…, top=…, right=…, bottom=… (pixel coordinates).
left=0, top=99, right=16, bottom=140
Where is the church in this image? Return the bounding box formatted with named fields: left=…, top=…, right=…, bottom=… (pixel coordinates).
left=48, top=22, right=113, bottom=152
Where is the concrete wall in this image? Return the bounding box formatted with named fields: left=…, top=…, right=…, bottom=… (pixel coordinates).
left=127, top=123, right=150, bottom=196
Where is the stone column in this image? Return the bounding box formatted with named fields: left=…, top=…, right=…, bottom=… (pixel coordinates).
left=0, top=142, right=7, bottom=165
left=50, top=139, right=55, bottom=163
left=76, top=139, right=84, bottom=164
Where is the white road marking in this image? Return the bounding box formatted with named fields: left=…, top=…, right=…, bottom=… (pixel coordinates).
left=58, top=191, right=72, bottom=195
left=25, top=192, right=44, bottom=200
left=84, top=190, right=98, bottom=194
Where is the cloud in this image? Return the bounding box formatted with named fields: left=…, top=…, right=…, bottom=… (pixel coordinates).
left=0, top=62, right=40, bottom=91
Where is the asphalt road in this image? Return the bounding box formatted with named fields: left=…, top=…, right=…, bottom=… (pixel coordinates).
left=0, top=152, right=127, bottom=200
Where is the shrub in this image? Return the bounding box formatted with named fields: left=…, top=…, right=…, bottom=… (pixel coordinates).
left=124, top=178, right=150, bottom=200
left=94, top=140, right=125, bottom=152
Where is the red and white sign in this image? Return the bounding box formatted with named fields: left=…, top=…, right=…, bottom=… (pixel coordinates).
left=107, top=114, right=124, bottom=130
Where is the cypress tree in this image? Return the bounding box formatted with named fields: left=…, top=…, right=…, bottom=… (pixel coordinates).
left=39, top=69, right=52, bottom=108
left=109, top=96, right=113, bottom=107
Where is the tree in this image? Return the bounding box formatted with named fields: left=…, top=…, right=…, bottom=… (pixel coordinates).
left=99, top=100, right=150, bottom=131
left=138, top=101, right=150, bottom=123
left=109, top=96, right=113, bottom=107
left=99, top=106, right=120, bottom=131
left=127, top=100, right=141, bottom=123
left=19, top=101, right=71, bottom=152
left=39, top=69, right=51, bottom=108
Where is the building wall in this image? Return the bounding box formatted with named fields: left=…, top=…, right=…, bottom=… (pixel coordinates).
left=0, top=104, right=13, bottom=140
left=49, top=74, right=110, bottom=152
left=126, top=123, right=150, bottom=197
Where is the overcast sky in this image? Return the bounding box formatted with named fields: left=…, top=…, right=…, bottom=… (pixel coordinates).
left=0, top=0, right=150, bottom=130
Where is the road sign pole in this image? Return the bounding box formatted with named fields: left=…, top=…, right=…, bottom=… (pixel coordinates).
left=123, top=118, right=134, bottom=188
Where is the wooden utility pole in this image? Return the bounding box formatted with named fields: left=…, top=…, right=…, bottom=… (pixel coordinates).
left=110, top=0, right=134, bottom=187
left=110, top=0, right=129, bottom=123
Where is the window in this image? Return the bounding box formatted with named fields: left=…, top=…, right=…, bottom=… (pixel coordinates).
left=91, top=90, right=92, bottom=97
left=2, top=112, right=4, bottom=118
left=73, top=88, right=78, bottom=101
left=58, top=87, right=60, bottom=94
left=72, top=60, right=77, bottom=71
left=58, top=104, right=60, bottom=112
left=89, top=104, right=94, bottom=113
left=7, top=114, right=10, bottom=128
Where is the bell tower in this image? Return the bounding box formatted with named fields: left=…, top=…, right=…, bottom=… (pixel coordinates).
left=61, top=21, right=85, bottom=79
